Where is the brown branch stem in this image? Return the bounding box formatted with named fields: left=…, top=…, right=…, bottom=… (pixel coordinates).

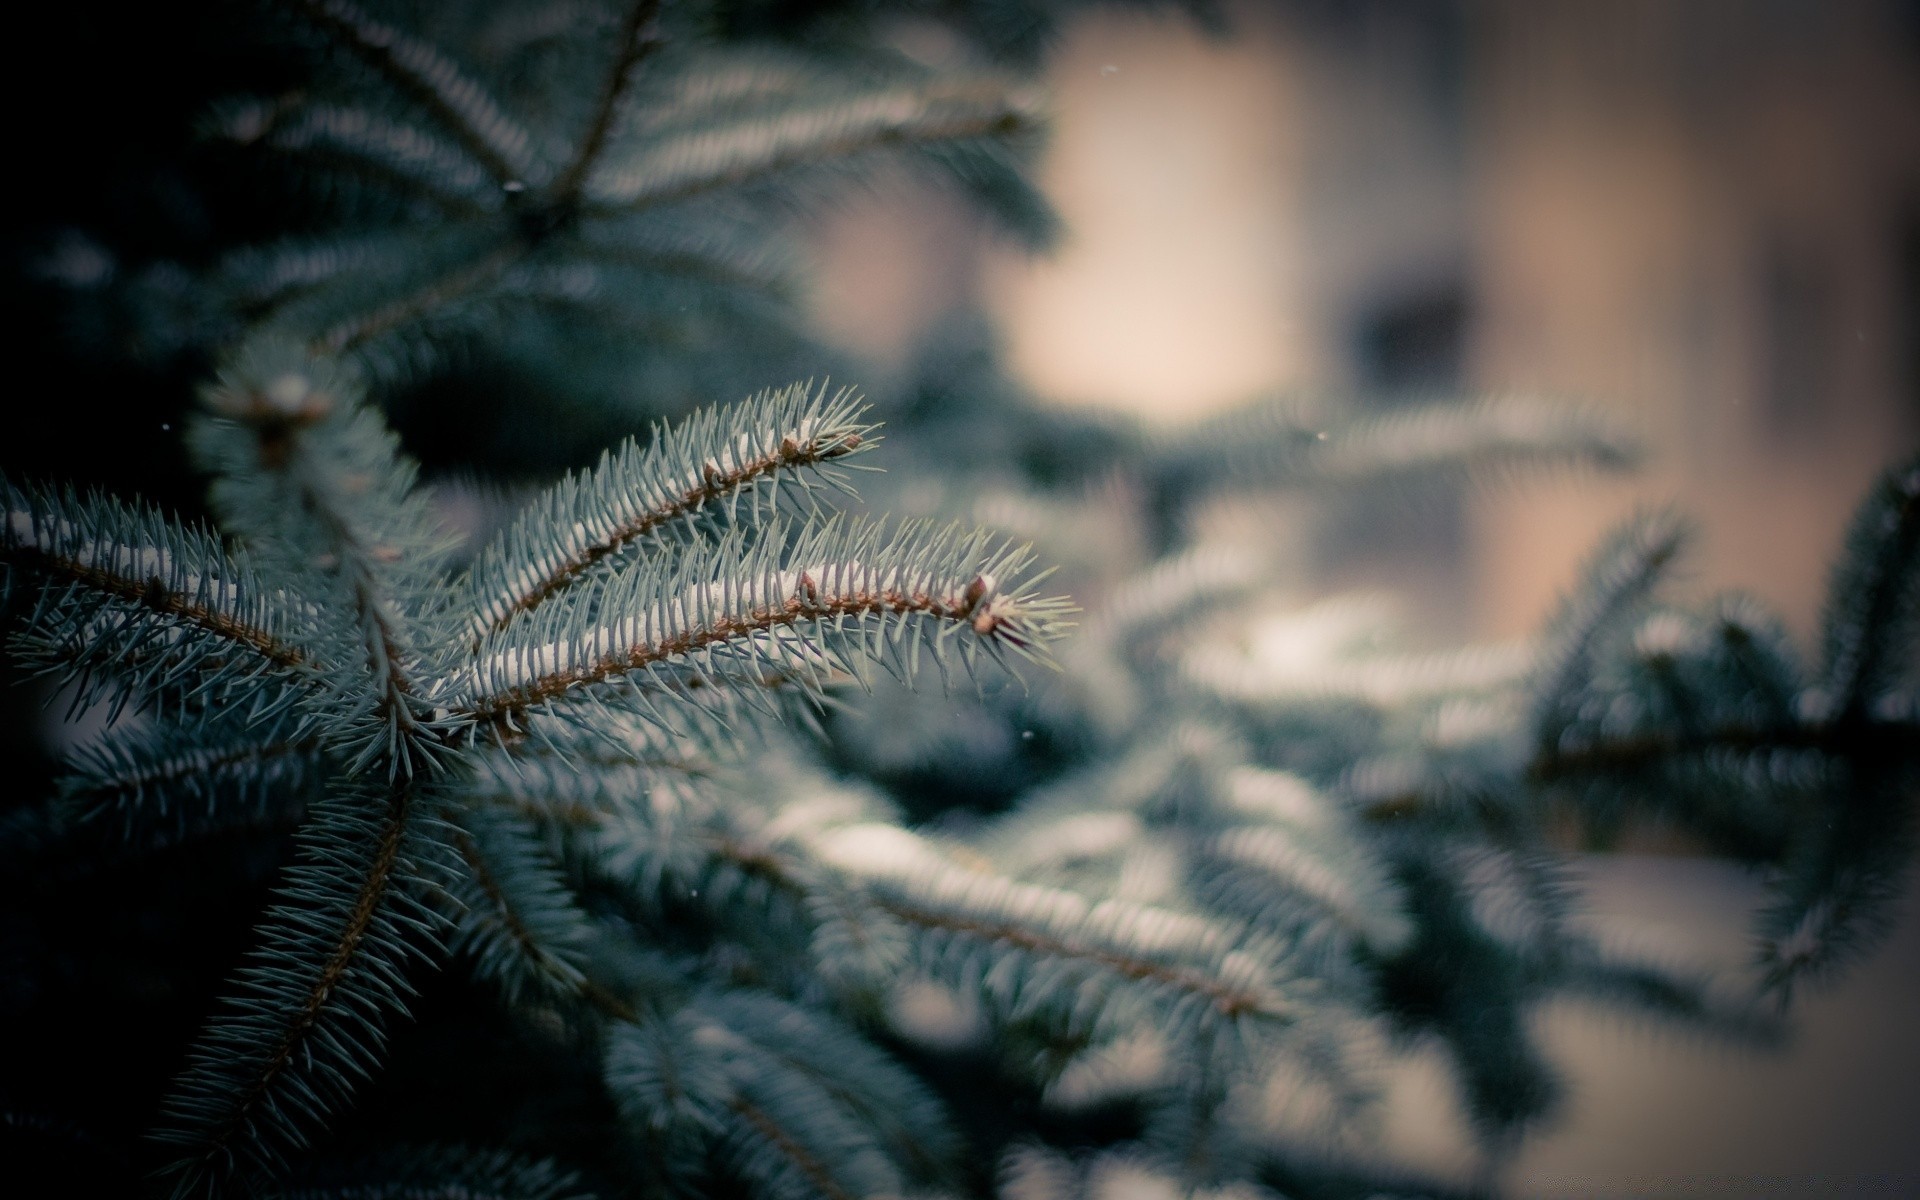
left=3, top=542, right=309, bottom=671
left=547, top=0, right=662, bottom=203
left=192, top=782, right=413, bottom=1169
left=464, top=584, right=976, bottom=724
left=583, top=103, right=1034, bottom=215
left=317, top=242, right=525, bottom=354
left=479, top=430, right=863, bottom=638
left=872, top=897, right=1279, bottom=1021
left=286, top=0, right=533, bottom=186
left=730, top=1097, right=855, bottom=1200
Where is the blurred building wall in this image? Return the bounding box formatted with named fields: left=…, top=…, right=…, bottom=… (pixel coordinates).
left=812, top=0, right=1920, bottom=641
left=1465, top=0, right=1920, bottom=638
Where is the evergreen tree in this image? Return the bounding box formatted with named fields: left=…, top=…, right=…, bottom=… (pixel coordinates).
left=3, top=3, right=1916, bottom=1198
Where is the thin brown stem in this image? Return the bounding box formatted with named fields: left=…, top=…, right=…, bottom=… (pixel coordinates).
left=872, top=897, right=1280, bottom=1021
left=4, top=542, right=309, bottom=671
left=479, top=430, right=864, bottom=637
left=286, top=0, right=534, bottom=186
left=582, top=102, right=1034, bottom=214
left=548, top=0, right=663, bottom=204
left=317, top=242, right=525, bottom=354
left=730, top=1097, right=855, bottom=1200
left=465, top=585, right=976, bottom=724
left=191, top=782, right=413, bottom=1170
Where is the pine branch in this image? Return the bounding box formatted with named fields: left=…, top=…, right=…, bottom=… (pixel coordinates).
left=2, top=477, right=316, bottom=717
left=1549, top=944, right=1783, bottom=1048
left=59, top=711, right=323, bottom=846
left=812, top=824, right=1295, bottom=1031
left=191, top=344, right=458, bottom=775
left=463, top=381, right=875, bottom=640
left=713, top=992, right=959, bottom=1198
left=603, top=986, right=954, bottom=1200
left=153, top=782, right=448, bottom=1195
left=1088, top=545, right=1266, bottom=646
left=1186, top=631, right=1536, bottom=709
left=451, top=518, right=1071, bottom=732
left=1527, top=715, right=1920, bottom=784
left=1530, top=511, right=1688, bottom=755
left=220, top=234, right=449, bottom=324
left=1819, top=454, right=1920, bottom=724
left=283, top=0, right=540, bottom=187
left=547, top=0, right=663, bottom=204
left=317, top=242, right=527, bottom=355
left=582, top=74, right=1043, bottom=213
left=1156, top=394, right=1638, bottom=500
left=445, top=805, right=605, bottom=1011
left=725, top=1096, right=855, bottom=1200
left=1198, top=823, right=1413, bottom=953
left=212, top=99, right=502, bottom=217
left=541, top=232, right=794, bottom=304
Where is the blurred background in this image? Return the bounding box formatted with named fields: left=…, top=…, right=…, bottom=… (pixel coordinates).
left=804, top=0, right=1920, bottom=1193
left=813, top=0, right=1920, bottom=644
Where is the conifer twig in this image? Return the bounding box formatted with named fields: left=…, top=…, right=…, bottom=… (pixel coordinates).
left=318, top=243, right=527, bottom=354
left=2, top=522, right=309, bottom=672
left=548, top=0, right=663, bottom=204
left=471, top=388, right=871, bottom=638
left=155, top=782, right=435, bottom=1193
left=583, top=86, right=1039, bottom=213
left=871, top=896, right=1284, bottom=1021
left=461, top=568, right=1046, bottom=723
left=1527, top=717, right=1920, bottom=784
left=285, top=0, right=538, bottom=187
left=730, top=1097, right=856, bottom=1200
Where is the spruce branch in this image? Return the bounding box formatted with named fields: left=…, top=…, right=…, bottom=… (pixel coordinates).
left=2, top=478, right=316, bottom=717
left=1198, top=824, right=1414, bottom=953
left=602, top=988, right=959, bottom=1200
left=152, top=782, right=449, bottom=1195
left=316, top=242, right=527, bottom=356
left=463, top=381, right=876, bottom=640
left=1527, top=715, right=1920, bottom=785
left=446, top=807, right=596, bottom=1009
left=452, top=517, right=1072, bottom=731
left=149, top=349, right=465, bottom=1191
left=1156, top=394, right=1639, bottom=501
left=813, top=824, right=1295, bottom=1030
left=58, top=711, right=323, bottom=846
left=724, top=1096, right=857, bottom=1200
left=581, top=74, right=1045, bottom=214
left=1550, top=945, right=1784, bottom=1048
left=711, top=991, right=960, bottom=1198
left=211, top=99, right=502, bottom=217
left=192, top=345, right=458, bottom=776
left=1751, top=458, right=1920, bottom=997
left=283, top=0, right=540, bottom=188
left=219, top=234, right=463, bottom=326
left=547, top=0, right=664, bottom=205
left=1819, top=454, right=1920, bottom=724
left=1530, top=510, right=1689, bottom=756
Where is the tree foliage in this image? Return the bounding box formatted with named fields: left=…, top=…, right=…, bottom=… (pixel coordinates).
left=2, top=2, right=1916, bottom=1199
